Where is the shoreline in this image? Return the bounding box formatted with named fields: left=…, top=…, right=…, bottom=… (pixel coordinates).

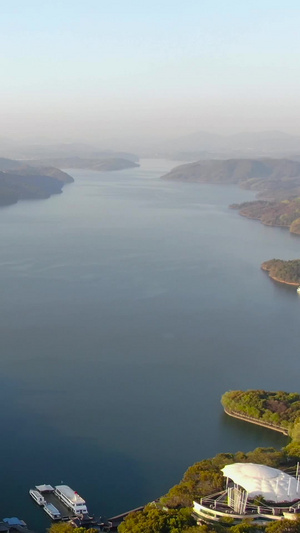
left=237, top=209, right=300, bottom=235
left=223, top=408, right=289, bottom=436
left=261, top=265, right=300, bottom=286
left=239, top=211, right=288, bottom=228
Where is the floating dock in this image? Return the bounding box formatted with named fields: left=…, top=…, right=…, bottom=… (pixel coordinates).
left=29, top=484, right=90, bottom=522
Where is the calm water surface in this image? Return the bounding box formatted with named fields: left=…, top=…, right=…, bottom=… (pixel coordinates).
left=0, top=159, right=299, bottom=530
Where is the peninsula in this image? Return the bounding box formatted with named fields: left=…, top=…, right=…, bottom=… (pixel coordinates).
left=0, top=157, right=74, bottom=207
left=261, top=259, right=300, bottom=286
left=161, top=158, right=300, bottom=199
left=230, top=198, right=300, bottom=235
left=221, top=389, right=300, bottom=442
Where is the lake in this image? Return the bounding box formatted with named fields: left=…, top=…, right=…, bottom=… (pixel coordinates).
left=0, top=158, right=298, bottom=530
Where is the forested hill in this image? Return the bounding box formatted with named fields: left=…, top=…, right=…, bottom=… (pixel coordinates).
left=0, top=158, right=74, bottom=206
left=230, top=198, right=300, bottom=234
left=162, top=158, right=300, bottom=199
left=261, top=259, right=300, bottom=285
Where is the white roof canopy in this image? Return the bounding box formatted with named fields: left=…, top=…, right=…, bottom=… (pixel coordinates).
left=222, top=463, right=300, bottom=503
left=35, top=484, right=54, bottom=492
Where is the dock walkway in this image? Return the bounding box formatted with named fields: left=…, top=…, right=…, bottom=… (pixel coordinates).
left=42, top=493, right=74, bottom=520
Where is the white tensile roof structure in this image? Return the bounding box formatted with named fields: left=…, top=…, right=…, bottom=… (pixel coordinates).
left=222, top=463, right=300, bottom=503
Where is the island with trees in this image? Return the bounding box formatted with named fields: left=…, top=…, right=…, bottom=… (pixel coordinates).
left=261, top=259, right=300, bottom=286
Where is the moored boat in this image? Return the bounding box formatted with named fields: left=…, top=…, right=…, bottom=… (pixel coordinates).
left=29, top=489, right=46, bottom=506
left=297, top=286, right=300, bottom=294
left=54, top=485, right=89, bottom=516
left=43, top=504, right=61, bottom=521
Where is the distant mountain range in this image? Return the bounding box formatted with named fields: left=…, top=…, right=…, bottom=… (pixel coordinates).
left=0, top=139, right=139, bottom=163
left=23, top=157, right=140, bottom=172
left=1, top=130, right=300, bottom=162
left=89, top=130, right=300, bottom=160
left=2, top=131, right=300, bottom=161
left=154, top=130, right=300, bottom=160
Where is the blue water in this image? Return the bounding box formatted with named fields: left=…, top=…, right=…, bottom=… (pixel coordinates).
left=0, top=159, right=298, bottom=530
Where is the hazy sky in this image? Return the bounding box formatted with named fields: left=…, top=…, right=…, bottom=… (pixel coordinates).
left=2, top=0, right=300, bottom=145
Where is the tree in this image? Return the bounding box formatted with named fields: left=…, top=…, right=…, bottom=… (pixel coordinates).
left=118, top=506, right=195, bottom=533
left=230, top=520, right=263, bottom=533
left=48, top=523, right=74, bottom=533
left=284, top=441, right=300, bottom=459
left=48, top=525, right=98, bottom=533
left=265, top=518, right=300, bottom=533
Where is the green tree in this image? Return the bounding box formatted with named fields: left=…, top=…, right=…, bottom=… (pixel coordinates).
left=118, top=506, right=195, bottom=533
left=230, top=520, right=263, bottom=533
left=265, top=518, right=300, bottom=533
left=48, top=525, right=98, bottom=533
left=48, top=523, right=74, bottom=533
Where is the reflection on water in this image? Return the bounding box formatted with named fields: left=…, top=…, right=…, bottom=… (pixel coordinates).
left=219, top=412, right=288, bottom=452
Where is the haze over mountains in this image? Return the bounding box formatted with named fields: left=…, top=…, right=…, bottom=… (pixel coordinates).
left=0, top=138, right=138, bottom=163
left=1, top=130, right=300, bottom=162
left=64, top=130, right=300, bottom=159
left=162, top=130, right=300, bottom=152
left=22, top=157, right=140, bottom=172
left=154, top=130, right=300, bottom=160
left=0, top=140, right=140, bottom=175
left=1, top=130, right=300, bottom=209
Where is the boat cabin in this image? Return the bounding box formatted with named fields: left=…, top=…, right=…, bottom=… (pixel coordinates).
left=54, top=486, right=88, bottom=515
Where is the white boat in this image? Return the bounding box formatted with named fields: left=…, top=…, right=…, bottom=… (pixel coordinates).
left=54, top=485, right=88, bottom=516
left=43, top=503, right=61, bottom=521
left=29, top=489, right=46, bottom=506
left=297, top=286, right=300, bottom=294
